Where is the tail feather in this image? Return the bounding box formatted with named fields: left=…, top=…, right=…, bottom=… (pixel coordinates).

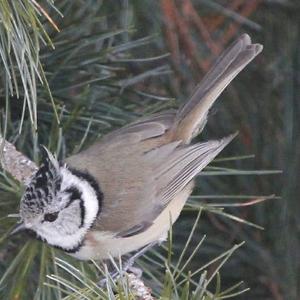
left=173, top=34, right=263, bottom=143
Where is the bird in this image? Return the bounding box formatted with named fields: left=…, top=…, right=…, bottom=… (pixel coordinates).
left=12, top=34, right=262, bottom=261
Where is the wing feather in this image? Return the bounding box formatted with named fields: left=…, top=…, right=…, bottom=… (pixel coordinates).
left=100, top=110, right=176, bottom=144
left=154, top=134, right=236, bottom=206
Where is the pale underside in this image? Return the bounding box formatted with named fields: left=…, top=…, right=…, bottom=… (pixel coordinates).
left=72, top=181, right=194, bottom=260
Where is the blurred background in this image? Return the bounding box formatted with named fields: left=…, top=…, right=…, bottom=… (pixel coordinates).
left=0, top=0, right=299, bottom=299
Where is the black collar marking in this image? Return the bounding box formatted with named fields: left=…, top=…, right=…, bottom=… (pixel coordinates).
left=55, top=167, right=103, bottom=254
left=67, top=166, right=103, bottom=218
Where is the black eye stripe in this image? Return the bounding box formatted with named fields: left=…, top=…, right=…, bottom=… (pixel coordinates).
left=44, top=212, right=59, bottom=222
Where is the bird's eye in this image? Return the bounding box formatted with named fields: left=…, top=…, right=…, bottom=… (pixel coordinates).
left=44, top=212, right=59, bottom=222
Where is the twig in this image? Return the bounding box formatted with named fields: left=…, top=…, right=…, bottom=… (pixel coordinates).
left=127, top=272, right=155, bottom=300
left=202, top=0, right=244, bottom=32
left=160, top=0, right=262, bottom=77
left=160, top=0, right=207, bottom=72
left=219, top=0, right=263, bottom=47
left=0, top=137, right=154, bottom=299
left=182, top=0, right=221, bottom=55
left=31, top=0, right=60, bottom=32
left=0, top=136, right=37, bottom=184
left=160, top=0, right=181, bottom=68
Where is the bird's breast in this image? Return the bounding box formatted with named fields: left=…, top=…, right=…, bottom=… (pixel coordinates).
left=69, top=182, right=193, bottom=260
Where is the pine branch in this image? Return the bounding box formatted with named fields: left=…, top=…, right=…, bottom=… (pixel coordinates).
left=127, top=273, right=154, bottom=300
left=0, top=137, right=37, bottom=184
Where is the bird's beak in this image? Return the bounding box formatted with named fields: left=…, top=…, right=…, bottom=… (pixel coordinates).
left=10, top=222, right=27, bottom=236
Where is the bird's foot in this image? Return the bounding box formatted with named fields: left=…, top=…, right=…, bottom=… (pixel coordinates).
left=97, top=242, right=156, bottom=287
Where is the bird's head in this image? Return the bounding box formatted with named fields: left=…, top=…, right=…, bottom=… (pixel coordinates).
left=14, top=147, right=102, bottom=253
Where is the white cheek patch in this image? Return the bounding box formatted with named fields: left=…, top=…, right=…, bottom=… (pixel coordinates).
left=37, top=167, right=100, bottom=251
left=60, top=167, right=99, bottom=229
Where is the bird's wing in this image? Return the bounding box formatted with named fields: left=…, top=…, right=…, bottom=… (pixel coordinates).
left=147, top=135, right=235, bottom=208
left=66, top=110, right=177, bottom=236
left=67, top=125, right=233, bottom=237
left=99, top=110, right=176, bottom=144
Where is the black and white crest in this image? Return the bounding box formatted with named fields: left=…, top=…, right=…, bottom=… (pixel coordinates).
left=21, top=147, right=61, bottom=217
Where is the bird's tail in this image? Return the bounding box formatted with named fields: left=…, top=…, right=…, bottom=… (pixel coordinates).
left=172, top=34, right=263, bottom=143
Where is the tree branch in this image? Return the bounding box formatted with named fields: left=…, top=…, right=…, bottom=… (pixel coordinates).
left=0, top=136, right=37, bottom=184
